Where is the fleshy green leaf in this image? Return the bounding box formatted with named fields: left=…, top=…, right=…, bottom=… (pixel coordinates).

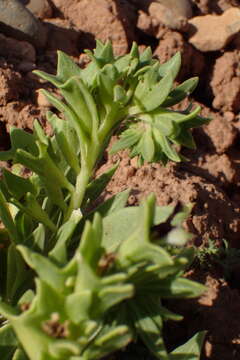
left=162, top=77, right=199, bottom=107
left=17, top=246, right=66, bottom=293
left=49, top=209, right=82, bottom=264
left=129, top=300, right=169, bottom=359
left=146, top=277, right=206, bottom=298
left=33, top=51, right=81, bottom=87
left=66, top=290, right=92, bottom=324
left=0, top=325, right=18, bottom=346
left=12, top=349, right=28, bottom=360
left=79, top=213, right=104, bottom=270
left=135, top=72, right=174, bottom=112
left=47, top=112, right=80, bottom=174
left=153, top=130, right=181, bottom=162
left=159, top=52, right=181, bottom=79
left=0, top=191, right=19, bottom=243
left=110, top=129, right=142, bottom=154
left=142, top=128, right=155, bottom=162
left=0, top=128, right=38, bottom=162
left=0, top=347, right=16, bottom=360
left=171, top=204, right=193, bottom=226
left=3, top=169, right=36, bottom=201
left=154, top=205, right=175, bottom=225
left=84, top=163, right=118, bottom=205
left=170, top=331, right=206, bottom=360
left=91, top=189, right=130, bottom=218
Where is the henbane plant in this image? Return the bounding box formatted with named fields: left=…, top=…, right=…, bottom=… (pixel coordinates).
left=0, top=41, right=208, bottom=359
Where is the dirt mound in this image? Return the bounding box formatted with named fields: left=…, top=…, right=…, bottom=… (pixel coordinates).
left=97, top=140, right=240, bottom=248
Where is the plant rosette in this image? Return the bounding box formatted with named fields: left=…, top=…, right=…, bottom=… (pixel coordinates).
left=0, top=41, right=208, bottom=360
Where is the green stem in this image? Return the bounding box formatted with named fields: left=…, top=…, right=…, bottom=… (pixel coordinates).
left=64, top=139, right=100, bottom=221
left=64, top=166, right=90, bottom=221
left=65, top=107, right=127, bottom=222
left=73, top=167, right=91, bottom=210
left=98, top=108, right=127, bottom=144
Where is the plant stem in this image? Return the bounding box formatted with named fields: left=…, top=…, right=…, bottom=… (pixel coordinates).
left=64, top=139, right=100, bottom=221
left=65, top=166, right=90, bottom=221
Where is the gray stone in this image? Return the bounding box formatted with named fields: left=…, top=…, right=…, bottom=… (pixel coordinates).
left=0, top=0, right=47, bottom=47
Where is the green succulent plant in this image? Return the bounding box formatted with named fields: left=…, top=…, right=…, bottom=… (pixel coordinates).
left=0, top=41, right=207, bottom=359
left=0, top=195, right=205, bottom=360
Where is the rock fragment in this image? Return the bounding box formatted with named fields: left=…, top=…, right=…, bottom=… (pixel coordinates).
left=188, top=7, right=240, bottom=51
left=201, top=154, right=237, bottom=186
left=149, top=0, right=192, bottom=30
left=0, top=33, right=36, bottom=63
left=203, top=116, right=237, bottom=154
left=210, top=50, right=240, bottom=112
left=157, top=0, right=193, bottom=16
left=137, top=10, right=153, bottom=35
left=24, top=0, right=52, bottom=19
left=36, top=90, right=51, bottom=108
left=0, top=0, right=47, bottom=47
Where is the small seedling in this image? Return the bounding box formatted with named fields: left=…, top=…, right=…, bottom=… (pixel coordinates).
left=194, top=239, right=220, bottom=269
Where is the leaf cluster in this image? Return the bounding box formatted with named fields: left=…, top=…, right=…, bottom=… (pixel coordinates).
left=0, top=195, right=205, bottom=360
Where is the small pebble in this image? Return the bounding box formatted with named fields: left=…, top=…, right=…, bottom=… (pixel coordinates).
left=36, top=90, right=51, bottom=108
left=224, top=111, right=235, bottom=122
left=130, top=157, right=138, bottom=168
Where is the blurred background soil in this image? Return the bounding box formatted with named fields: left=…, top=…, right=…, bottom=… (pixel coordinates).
left=1, top=0, right=240, bottom=358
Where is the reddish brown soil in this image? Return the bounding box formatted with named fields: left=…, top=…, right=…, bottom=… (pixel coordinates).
left=1, top=1, right=240, bottom=359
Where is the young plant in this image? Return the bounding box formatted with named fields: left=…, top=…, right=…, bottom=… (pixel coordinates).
left=195, top=238, right=240, bottom=282
left=0, top=41, right=208, bottom=359
left=194, top=239, right=220, bottom=270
